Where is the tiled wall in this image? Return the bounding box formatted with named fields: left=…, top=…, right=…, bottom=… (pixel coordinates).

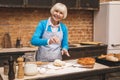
left=0, top=0, right=119, bottom=48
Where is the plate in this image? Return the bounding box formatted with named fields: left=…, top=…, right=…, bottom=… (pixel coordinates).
left=72, top=64, right=94, bottom=68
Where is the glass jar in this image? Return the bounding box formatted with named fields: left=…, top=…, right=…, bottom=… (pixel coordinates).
left=4, top=61, right=9, bottom=75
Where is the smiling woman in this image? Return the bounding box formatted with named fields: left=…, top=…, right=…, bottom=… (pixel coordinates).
left=30, top=3, right=70, bottom=62
left=50, top=3, right=67, bottom=19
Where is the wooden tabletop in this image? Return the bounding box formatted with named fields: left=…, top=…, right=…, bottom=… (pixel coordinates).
left=0, top=47, right=38, bottom=54
left=0, top=59, right=112, bottom=80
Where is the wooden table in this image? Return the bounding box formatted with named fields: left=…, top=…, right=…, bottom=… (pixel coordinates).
left=0, top=59, right=119, bottom=80
left=0, top=47, right=37, bottom=53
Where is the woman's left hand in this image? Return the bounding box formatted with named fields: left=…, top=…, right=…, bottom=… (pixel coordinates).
left=61, top=49, right=70, bottom=57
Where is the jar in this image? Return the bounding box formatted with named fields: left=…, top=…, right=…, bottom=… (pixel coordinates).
left=4, top=62, right=9, bottom=75
left=24, top=63, right=38, bottom=76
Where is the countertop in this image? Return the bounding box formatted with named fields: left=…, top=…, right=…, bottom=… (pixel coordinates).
left=69, top=44, right=107, bottom=48
left=0, top=44, right=107, bottom=53
left=0, top=59, right=119, bottom=80
left=0, top=47, right=38, bottom=54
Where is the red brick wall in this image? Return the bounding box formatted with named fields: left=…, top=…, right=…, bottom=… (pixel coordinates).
left=0, top=0, right=119, bottom=48
left=0, top=8, right=93, bottom=48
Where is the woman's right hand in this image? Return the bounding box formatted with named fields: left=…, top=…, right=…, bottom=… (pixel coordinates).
left=49, top=36, right=60, bottom=44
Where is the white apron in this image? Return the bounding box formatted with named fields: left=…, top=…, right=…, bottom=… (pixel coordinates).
left=36, top=22, right=63, bottom=62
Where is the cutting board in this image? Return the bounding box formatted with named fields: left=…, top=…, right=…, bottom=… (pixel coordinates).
left=80, top=42, right=102, bottom=45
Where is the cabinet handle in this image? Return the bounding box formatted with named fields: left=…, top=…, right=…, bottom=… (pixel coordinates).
left=111, top=44, right=120, bottom=47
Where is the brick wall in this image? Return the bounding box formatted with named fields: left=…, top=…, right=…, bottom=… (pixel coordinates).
left=0, top=0, right=119, bottom=48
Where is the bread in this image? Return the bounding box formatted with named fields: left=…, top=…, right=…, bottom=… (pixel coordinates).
left=98, top=54, right=106, bottom=59
left=77, top=57, right=95, bottom=66
left=106, top=55, right=119, bottom=62
left=98, top=53, right=120, bottom=61
left=114, top=54, right=120, bottom=61
left=98, top=53, right=115, bottom=59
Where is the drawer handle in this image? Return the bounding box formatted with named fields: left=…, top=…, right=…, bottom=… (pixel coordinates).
left=111, top=44, right=120, bottom=47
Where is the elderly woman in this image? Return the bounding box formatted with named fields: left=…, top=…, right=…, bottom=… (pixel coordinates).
left=31, top=3, right=70, bottom=62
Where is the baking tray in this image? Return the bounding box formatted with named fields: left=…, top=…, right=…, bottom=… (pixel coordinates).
left=95, top=57, right=120, bottom=66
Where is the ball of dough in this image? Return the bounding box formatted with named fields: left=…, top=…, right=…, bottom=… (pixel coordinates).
left=53, top=59, right=66, bottom=67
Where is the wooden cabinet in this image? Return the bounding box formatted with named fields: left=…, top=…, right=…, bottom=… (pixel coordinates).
left=0, top=0, right=99, bottom=10
left=55, top=0, right=99, bottom=10
left=0, top=52, right=24, bottom=67
left=79, top=0, right=99, bottom=10
left=26, top=0, right=53, bottom=8
left=26, top=0, right=77, bottom=9
left=0, top=47, right=37, bottom=67
left=55, top=0, right=78, bottom=9
left=63, top=45, right=107, bottom=60
left=0, top=0, right=25, bottom=7
left=78, top=75, right=103, bottom=80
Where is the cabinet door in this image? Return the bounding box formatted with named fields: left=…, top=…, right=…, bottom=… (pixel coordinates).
left=0, top=52, right=24, bottom=67
left=0, top=0, right=24, bottom=7
left=55, top=0, right=78, bottom=9
left=79, top=0, right=99, bottom=10
left=26, top=0, right=53, bottom=8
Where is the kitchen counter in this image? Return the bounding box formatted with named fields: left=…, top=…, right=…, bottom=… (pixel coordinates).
left=0, top=44, right=107, bottom=54
left=63, top=44, right=108, bottom=60
left=0, top=45, right=107, bottom=66
left=0, top=47, right=38, bottom=66
left=0, top=47, right=38, bottom=54
left=0, top=59, right=120, bottom=80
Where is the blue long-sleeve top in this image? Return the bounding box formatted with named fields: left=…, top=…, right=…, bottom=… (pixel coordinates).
left=30, top=19, right=69, bottom=50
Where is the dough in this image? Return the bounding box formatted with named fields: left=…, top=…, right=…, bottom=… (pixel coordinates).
left=53, top=59, right=66, bottom=67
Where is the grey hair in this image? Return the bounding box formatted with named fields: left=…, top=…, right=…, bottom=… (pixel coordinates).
left=50, top=3, right=67, bottom=19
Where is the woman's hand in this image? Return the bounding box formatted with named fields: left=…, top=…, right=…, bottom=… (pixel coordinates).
left=49, top=36, right=60, bottom=44
left=61, top=49, right=70, bottom=57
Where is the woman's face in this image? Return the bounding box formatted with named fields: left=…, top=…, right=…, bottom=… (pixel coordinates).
left=51, top=10, right=64, bottom=22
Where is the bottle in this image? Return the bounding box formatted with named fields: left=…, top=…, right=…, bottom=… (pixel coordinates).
left=16, top=38, right=21, bottom=48
left=8, top=56, right=15, bottom=80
